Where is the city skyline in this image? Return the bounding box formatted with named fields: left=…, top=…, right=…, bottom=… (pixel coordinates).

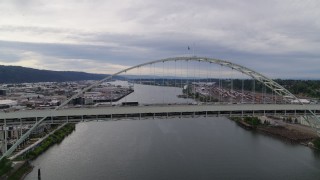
left=0, top=0, right=320, bottom=79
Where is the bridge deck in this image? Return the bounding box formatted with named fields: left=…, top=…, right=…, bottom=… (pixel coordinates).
left=1, top=104, right=319, bottom=120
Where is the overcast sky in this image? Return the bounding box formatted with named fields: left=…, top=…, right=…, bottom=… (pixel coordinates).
left=0, top=0, right=319, bottom=79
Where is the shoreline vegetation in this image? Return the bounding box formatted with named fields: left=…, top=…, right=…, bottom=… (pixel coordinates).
left=0, top=157, right=12, bottom=177
left=0, top=123, right=76, bottom=180
left=230, top=117, right=320, bottom=149
left=18, top=123, right=75, bottom=161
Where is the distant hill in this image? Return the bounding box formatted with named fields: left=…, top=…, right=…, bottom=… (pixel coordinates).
left=0, top=65, right=110, bottom=83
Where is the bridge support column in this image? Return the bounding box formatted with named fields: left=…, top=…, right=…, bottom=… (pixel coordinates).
left=20, top=118, right=22, bottom=138
left=264, top=110, right=266, bottom=117
left=139, top=113, right=141, bottom=120
left=167, top=112, right=168, bottom=119
left=111, top=114, right=113, bottom=121
left=153, top=113, right=155, bottom=119
left=2, top=119, right=7, bottom=154
left=206, top=111, right=207, bottom=118
left=81, top=115, right=83, bottom=122
left=294, top=110, right=296, bottom=117
left=180, top=112, right=182, bottom=118
left=285, top=110, right=287, bottom=116
left=36, top=117, right=38, bottom=124
left=242, top=110, right=244, bottom=118
left=51, top=116, right=53, bottom=124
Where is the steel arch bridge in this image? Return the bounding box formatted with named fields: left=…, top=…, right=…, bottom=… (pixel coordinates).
left=1, top=56, right=320, bottom=160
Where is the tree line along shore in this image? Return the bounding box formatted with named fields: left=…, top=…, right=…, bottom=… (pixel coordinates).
left=0, top=123, right=76, bottom=180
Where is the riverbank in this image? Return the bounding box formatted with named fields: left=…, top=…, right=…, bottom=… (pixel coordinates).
left=309, top=138, right=320, bottom=150
left=1, top=123, right=76, bottom=179
left=10, top=161, right=33, bottom=180
left=231, top=117, right=318, bottom=144
left=1, top=161, right=33, bottom=180
left=257, top=126, right=315, bottom=143
left=18, top=123, right=75, bottom=160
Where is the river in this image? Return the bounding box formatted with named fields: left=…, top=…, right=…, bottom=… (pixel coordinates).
left=25, top=82, right=320, bottom=179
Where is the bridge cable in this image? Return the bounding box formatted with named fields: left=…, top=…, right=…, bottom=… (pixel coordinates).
left=272, top=82, right=275, bottom=104
left=153, top=63, right=156, bottom=104
left=242, top=73, right=244, bottom=104
left=186, top=60, right=189, bottom=104
left=193, top=61, right=196, bottom=102
left=180, top=60, right=183, bottom=90
left=138, top=66, right=141, bottom=105
left=174, top=60, right=177, bottom=95
left=252, top=79, right=255, bottom=104
left=111, top=76, right=113, bottom=106
left=219, top=65, right=222, bottom=103
left=209, top=62, right=212, bottom=103
left=261, top=82, right=264, bottom=103
left=198, top=60, right=200, bottom=103
left=231, top=68, right=234, bottom=104
left=264, top=82, right=266, bottom=104
left=149, top=64, right=151, bottom=86
left=206, top=62, right=209, bottom=105
left=125, top=71, right=127, bottom=104
left=162, top=61, right=165, bottom=105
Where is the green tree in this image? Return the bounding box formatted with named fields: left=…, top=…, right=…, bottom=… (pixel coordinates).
left=0, top=157, right=12, bottom=176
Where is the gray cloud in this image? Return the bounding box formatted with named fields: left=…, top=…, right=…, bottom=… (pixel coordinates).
left=0, top=0, right=319, bottom=79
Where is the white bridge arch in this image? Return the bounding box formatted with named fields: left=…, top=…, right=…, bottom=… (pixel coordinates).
left=1, top=56, right=319, bottom=160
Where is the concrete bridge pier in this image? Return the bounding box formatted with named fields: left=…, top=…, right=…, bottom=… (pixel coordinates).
left=0, top=119, right=7, bottom=155
left=20, top=118, right=22, bottom=139
left=0, top=128, right=5, bottom=155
